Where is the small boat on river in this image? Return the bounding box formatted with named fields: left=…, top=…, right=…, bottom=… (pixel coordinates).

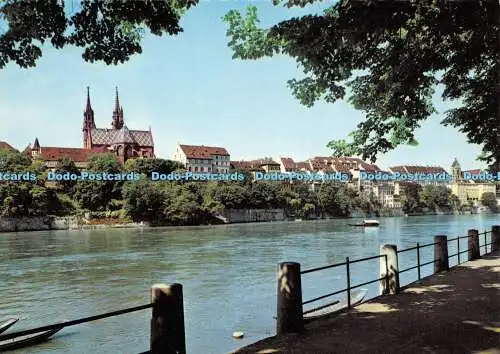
left=0, top=327, right=62, bottom=351
left=0, top=319, right=18, bottom=334
left=303, top=288, right=367, bottom=320
left=348, top=219, right=380, bottom=227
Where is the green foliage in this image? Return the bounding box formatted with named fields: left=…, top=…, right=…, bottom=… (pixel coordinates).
left=419, top=184, right=453, bottom=211
left=124, top=158, right=184, bottom=177
left=223, top=1, right=499, bottom=170
left=0, top=149, right=31, bottom=171
left=122, top=179, right=166, bottom=224
left=74, top=154, right=123, bottom=211
left=0, top=0, right=198, bottom=69
left=480, top=192, right=498, bottom=212
left=54, top=157, right=80, bottom=194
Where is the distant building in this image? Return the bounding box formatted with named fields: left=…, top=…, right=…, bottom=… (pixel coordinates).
left=449, top=158, right=496, bottom=204
left=25, top=87, right=154, bottom=168
left=173, top=144, right=230, bottom=173
left=388, top=165, right=449, bottom=186
left=29, top=139, right=111, bottom=169
left=83, top=87, right=155, bottom=163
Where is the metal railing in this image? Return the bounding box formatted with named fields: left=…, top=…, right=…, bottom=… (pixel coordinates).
left=300, top=254, right=387, bottom=315
left=297, top=228, right=496, bottom=318
left=397, top=241, right=439, bottom=279
left=0, top=283, right=186, bottom=353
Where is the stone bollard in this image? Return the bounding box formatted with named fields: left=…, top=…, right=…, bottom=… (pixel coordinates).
left=151, top=283, right=186, bottom=354
left=492, top=225, right=500, bottom=253
left=379, top=245, right=399, bottom=295
left=434, top=235, right=449, bottom=272
left=276, top=262, right=303, bottom=336
left=468, top=229, right=480, bottom=261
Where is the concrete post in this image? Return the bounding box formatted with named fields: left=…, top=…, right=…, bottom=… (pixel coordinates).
left=379, top=245, right=399, bottom=295
left=276, top=262, right=303, bottom=336
left=434, top=235, right=449, bottom=272
left=151, top=283, right=186, bottom=354
left=468, top=229, right=480, bottom=261
left=492, top=225, right=500, bottom=252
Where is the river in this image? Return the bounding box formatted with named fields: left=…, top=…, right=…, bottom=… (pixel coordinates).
left=0, top=214, right=498, bottom=353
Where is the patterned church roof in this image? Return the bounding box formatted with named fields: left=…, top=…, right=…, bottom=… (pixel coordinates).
left=90, top=127, right=154, bottom=147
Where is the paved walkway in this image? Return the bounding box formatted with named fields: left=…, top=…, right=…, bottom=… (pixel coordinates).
left=234, top=252, right=500, bottom=354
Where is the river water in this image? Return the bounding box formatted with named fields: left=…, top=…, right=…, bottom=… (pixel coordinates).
left=0, top=214, right=498, bottom=353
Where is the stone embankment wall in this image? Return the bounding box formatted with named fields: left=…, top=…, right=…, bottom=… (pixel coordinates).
left=0, top=216, right=145, bottom=232
left=221, top=209, right=285, bottom=223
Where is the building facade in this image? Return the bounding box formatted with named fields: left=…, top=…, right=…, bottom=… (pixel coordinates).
left=173, top=144, right=230, bottom=173
left=449, top=159, right=496, bottom=204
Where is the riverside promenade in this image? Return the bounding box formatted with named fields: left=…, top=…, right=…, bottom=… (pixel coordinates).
left=234, top=251, right=500, bottom=354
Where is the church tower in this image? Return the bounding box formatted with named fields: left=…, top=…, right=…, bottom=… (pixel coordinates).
left=83, top=86, right=96, bottom=149
left=451, top=158, right=462, bottom=182
left=111, top=87, right=124, bottom=129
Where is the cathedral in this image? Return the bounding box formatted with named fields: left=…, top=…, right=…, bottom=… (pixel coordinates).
left=29, top=87, right=155, bottom=167
left=82, top=87, right=155, bottom=163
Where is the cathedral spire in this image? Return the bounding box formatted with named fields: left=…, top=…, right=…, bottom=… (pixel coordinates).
left=112, top=86, right=124, bottom=129
left=83, top=86, right=95, bottom=149
left=85, top=86, right=92, bottom=111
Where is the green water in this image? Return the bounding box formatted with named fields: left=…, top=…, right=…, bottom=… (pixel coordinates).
left=0, top=214, right=498, bottom=353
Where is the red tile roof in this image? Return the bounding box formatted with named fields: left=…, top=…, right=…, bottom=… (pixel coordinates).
left=296, top=162, right=311, bottom=171
left=179, top=144, right=229, bottom=159
left=462, top=169, right=482, bottom=176
left=38, top=146, right=109, bottom=162
left=0, top=141, right=16, bottom=151
left=389, top=165, right=446, bottom=174
left=280, top=157, right=295, bottom=170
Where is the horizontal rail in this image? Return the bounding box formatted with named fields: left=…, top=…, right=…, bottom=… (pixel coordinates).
left=301, top=254, right=385, bottom=274
left=349, top=254, right=385, bottom=265
left=350, top=276, right=385, bottom=290
left=303, top=299, right=341, bottom=315
left=448, top=235, right=469, bottom=242
left=302, top=288, right=347, bottom=305
left=397, top=245, right=419, bottom=254
left=399, top=264, right=420, bottom=274
left=301, top=260, right=346, bottom=274
left=420, top=259, right=436, bottom=267
left=421, top=241, right=439, bottom=248
left=448, top=252, right=459, bottom=258
left=0, top=303, right=153, bottom=341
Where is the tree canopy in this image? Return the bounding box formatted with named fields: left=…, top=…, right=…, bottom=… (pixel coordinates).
left=0, top=0, right=197, bottom=69
left=223, top=0, right=499, bottom=171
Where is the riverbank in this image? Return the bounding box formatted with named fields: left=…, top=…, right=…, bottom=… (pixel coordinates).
left=233, top=251, right=500, bottom=354
left=0, top=209, right=494, bottom=233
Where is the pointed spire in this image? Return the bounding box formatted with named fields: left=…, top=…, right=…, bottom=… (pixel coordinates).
left=112, top=86, right=124, bottom=129
left=85, top=86, right=91, bottom=111
left=33, top=137, right=40, bottom=149
left=114, top=86, right=120, bottom=112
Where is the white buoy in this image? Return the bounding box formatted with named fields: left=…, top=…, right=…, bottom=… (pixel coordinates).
left=232, top=331, right=244, bottom=339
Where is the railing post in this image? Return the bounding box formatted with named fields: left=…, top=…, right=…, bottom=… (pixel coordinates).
left=416, top=243, right=421, bottom=280
left=434, top=235, right=449, bottom=272
left=346, top=257, right=351, bottom=308
left=492, top=225, right=500, bottom=253
left=379, top=244, right=399, bottom=295
left=276, top=262, right=303, bottom=336
left=151, top=283, right=186, bottom=354
left=457, top=237, right=460, bottom=264
left=468, top=229, right=480, bottom=261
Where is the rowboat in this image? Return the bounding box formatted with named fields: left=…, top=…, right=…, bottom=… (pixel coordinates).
left=348, top=219, right=379, bottom=227
left=0, top=327, right=62, bottom=351
left=0, top=319, right=18, bottom=334
left=303, top=288, right=367, bottom=320
left=273, top=289, right=368, bottom=321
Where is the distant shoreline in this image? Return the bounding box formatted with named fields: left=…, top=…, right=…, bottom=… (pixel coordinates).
left=0, top=209, right=493, bottom=234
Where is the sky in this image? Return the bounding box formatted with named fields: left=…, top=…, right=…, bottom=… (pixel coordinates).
left=0, top=1, right=486, bottom=171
